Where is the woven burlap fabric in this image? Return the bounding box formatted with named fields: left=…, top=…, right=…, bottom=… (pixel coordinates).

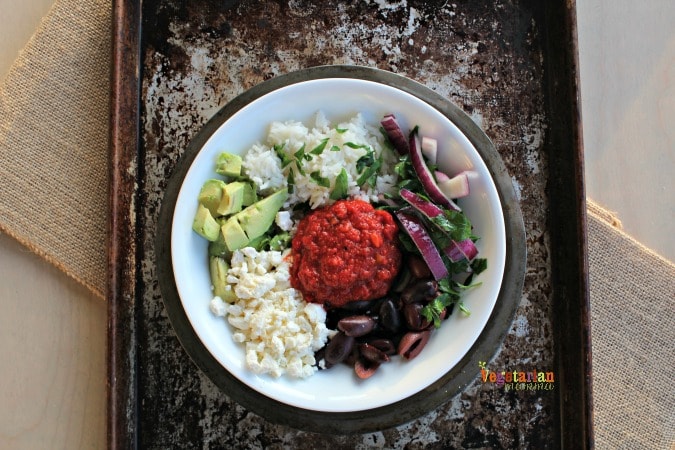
left=587, top=200, right=675, bottom=450
left=1, top=1, right=674, bottom=448
left=0, top=0, right=111, bottom=300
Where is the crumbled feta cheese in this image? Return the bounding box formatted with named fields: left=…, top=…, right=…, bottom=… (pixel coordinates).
left=275, top=210, right=294, bottom=231
left=214, top=247, right=335, bottom=378
left=209, top=296, right=227, bottom=316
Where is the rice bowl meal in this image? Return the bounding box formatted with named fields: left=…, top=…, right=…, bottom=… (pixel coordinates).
left=192, top=111, right=489, bottom=380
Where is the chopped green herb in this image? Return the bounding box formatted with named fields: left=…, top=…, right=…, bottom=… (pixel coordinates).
left=274, top=143, right=293, bottom=168
left=356, top=147, right=375, bottom=172
left=330, top=168, right=349, bottom=200
left=329, top=145, right=341, bottom=152
left=294, top=144, right=307, bottom=162
left=310, top=138, right=330, bottom=155
left=428, top=209, right=473, bottom=242
left=310, top=171, right=330, bottom=188
left=421, top=277, right=476, bottom=327
left=335, top=127, right=348, bottom=134
left=286, top=169, right=295, bottom=193
left=345, top=142, right=369, bottom=150
left=470, top=258, right=488, bottom=275
left=269, top=232, right=291, bottom=251
left=357, top=157, right=382, bottom=187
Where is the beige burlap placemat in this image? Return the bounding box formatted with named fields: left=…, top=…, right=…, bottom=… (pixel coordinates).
left=587, top=200, right=675, bottom=450
left=1, top=1, right=673, bottom=447
left=0, top=0, right=111, bottom=300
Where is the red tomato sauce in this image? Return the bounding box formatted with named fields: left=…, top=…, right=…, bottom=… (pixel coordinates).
left=290, top=199, right=402, bottom=308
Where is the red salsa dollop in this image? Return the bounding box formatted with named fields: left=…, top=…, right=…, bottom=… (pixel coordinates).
left=290, top=199, right=402, bottom=308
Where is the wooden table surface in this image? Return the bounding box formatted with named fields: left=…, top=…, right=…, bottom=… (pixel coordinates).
left=1, top=0, right=673, bottom=447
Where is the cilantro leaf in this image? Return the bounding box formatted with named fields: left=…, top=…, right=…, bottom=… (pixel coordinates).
left=330, top=168, right=349, bottom=200
left=274, top=143, right=293, bottom=168
left=310, top=138, right=329, bottom=155
left=310, top=171, right=330, bottom=188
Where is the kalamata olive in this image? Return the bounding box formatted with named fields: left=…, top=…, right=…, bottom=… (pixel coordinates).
left=341, top=299, right=377, bottom=312
left=407, top=254, right=431, bottom=279
left=344, top=345, right=359, bottom=367
left=401, top=279, right=439, bottom=304
left=391, top=268, right=412, bottom=293
left=398, top=330, right=431, bottom=360
left=358, top=343, right=390, bottom=364
left=325, top=332, right=355, bottom=365
left=403, top=303, right=422, bottom=329
left=338, top=315, right=376, bottom=337
left=366, top=338, right=396, bottom=355
left=354, top=358, right=380, bottom=379
left=378, top=298, right=401, bottom=333
left=314, top=347, right=333, bottom=370
left=403, top=303, right=432, bottom=331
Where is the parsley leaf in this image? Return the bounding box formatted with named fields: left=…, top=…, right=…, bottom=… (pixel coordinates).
left=310, top=171, right=330, bottom=188
left=330, top=168, right=349, bottom=200
left=274, top=143, right=293, bottom=168
left=310, top=138, right=329, bottom=155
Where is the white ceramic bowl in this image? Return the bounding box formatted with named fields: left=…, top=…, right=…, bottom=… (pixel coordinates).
left=170, top=78, right=506, bottom=413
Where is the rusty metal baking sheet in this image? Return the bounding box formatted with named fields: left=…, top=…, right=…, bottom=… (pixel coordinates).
left=109, top=0, right=592, bottom=448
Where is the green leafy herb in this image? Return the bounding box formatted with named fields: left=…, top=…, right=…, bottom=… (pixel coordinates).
left=286, top=169, right=295, bottom=193
left=345, top=142, right=369, bottom=150
left=357, top=157, right=382, bottom=187
left=310, top=138, right=330, bottom=155
left=269, top=232, right=291, bottom=251
left=294, top=144, right=307, bottom=161
left=335, top=127, right=348, bottom=134
left=471, top=258, right=488, bottom=275
left=329, top=145, right=341, bottom=152
left=330, top=168, right=349, bottom=200
left=421, top=277, right=475, bottom=328
left=310, top=171, right=330, bottom=188
left=274, top=143, right=293, bottom=168
left=292, top=144, right=307, bottom=175
left=428, top=209, right=473, bottom=241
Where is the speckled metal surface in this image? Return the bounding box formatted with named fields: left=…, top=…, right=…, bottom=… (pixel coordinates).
left=136, top=0, right=558, bottom=447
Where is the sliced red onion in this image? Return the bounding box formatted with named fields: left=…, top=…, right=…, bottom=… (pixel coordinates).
left=408, top=129, right=461, bottom=212
left=395, top=211, right=449, bottom=281
left=399, top=188, right=443, bottom=219
left=444, top=238, right=479, bottom=263
left=421, top=136, right=437, bottom=165
left=435, top=170, right=471, bottom=199
left=380, top=114, right=409, bottom=155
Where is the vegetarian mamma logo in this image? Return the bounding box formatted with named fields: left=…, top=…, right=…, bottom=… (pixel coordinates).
left=478, top=361, right=555, bottom=391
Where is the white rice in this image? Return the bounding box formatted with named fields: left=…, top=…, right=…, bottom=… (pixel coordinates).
left=242, top=111, right=399, bottom=210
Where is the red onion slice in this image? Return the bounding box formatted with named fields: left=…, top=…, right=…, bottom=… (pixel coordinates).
left=380, top=114, right=409, bottom=155
left=399, top=188, right=444, bottom=219
left=435, top=170, right=472, bottom=199
left=395, top=211, right=449, bottom=281
left=444, top=238, right=479, bottom=263
left=408, top=129, right=461, bottom=212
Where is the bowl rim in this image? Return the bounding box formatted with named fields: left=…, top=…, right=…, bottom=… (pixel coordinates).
left=155, top=65, right=526, bottom=434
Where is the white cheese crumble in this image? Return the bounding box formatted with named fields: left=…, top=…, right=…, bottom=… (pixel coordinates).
left=209, top=247, right=334, bottom=378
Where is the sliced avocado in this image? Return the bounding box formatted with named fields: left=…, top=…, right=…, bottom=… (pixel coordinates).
left=198, top=179, right=226, bottom=216
left=235, top=188, right=288, bottom=241
left=192, top=204, right=220, bottom=241
left=216, top=181, right=246, bottom=216
left=215, top=152, right=242, bottom=178
left=242, top=182, right=258, bottom=206
left=208, top=228, right=231, bottom=258
left=221, top=216, right=250, bottom=251
left=209, top=256, right=236, bottom=302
